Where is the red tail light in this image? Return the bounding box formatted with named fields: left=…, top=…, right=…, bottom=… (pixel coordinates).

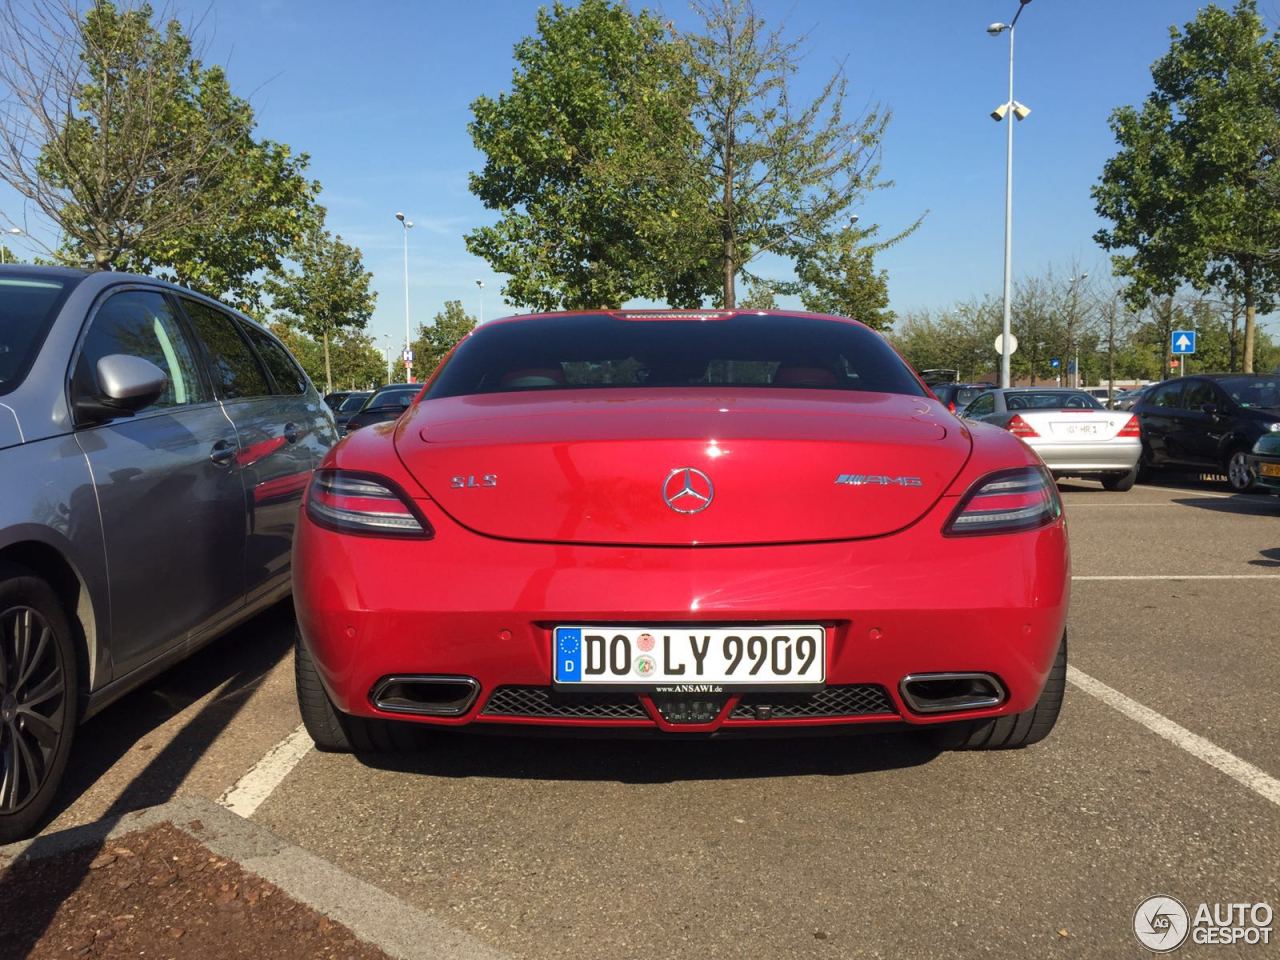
left=1006, top=414, right=1040, bottom=438
left=944, top=466, right=1062, bottom=537
left=1117, top=415, right=1141, bottom=437
left=306, top=470, right=433, bottom=538
left=948, top=401, right=957, bottom=413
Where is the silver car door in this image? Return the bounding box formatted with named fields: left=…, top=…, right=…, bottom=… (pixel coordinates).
left=71, top=287, right=247, bottom=679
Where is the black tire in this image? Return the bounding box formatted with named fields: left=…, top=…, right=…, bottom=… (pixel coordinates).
left=293, top=626, right=424, bottom=754
left=0, top=563, right=79, bottom=844
left=1101, top=466, right=1138, bottom=492
left=1225, top=446, right=1255, bottom=492
left=933, top=633, right=1066, bottom=751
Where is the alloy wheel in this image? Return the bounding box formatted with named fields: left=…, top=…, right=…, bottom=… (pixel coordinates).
left=1227, top=451, right=1254, bottom=491
left=0, top=605, right=66, bottom=813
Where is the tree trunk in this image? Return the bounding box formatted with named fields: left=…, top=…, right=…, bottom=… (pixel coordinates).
left=1229, top=299, right=1240, bottom=372
left=721, top=125, right=736, bottom=309
left=1243, top=264, right=1256, bottom=374
left=322, top=329, right=333, bottom=394
left=1107, top=300, right=1116, bottom=404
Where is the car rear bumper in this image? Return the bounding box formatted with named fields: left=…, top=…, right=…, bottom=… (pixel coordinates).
left=1028, top=438, right=1141, bottom=474
left=1248, top=454, right=1280, bottom=493
left=293, top=496, right=1070, bottom=735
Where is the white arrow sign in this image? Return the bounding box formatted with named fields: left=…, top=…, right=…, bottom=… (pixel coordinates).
left=1175, top=334, right=1191, bottom=350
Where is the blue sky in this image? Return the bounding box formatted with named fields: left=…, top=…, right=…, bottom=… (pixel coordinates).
left=2, top=1, right=1245, bottom=348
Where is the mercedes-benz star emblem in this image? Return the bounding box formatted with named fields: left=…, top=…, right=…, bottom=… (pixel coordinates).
left=663, top=468, right=714, bottom=514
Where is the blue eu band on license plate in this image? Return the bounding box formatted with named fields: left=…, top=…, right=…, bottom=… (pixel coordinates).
left=553, top=625, right=826, bottom=686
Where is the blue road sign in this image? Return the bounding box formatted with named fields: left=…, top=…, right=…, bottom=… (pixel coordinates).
left=1171, top=330, right=1196, bottom=355
left=1049, top=358, right=1060, bottom=369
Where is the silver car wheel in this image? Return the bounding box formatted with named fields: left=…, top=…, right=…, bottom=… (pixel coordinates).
left=1227, top=450, right=1254, bottom=491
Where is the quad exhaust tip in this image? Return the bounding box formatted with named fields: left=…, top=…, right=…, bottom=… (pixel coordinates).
left=370, top=675, right=480, bottom=717
left=899, top=673, right=1006, bottom=714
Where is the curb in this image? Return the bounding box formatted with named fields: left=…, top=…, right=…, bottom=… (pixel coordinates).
left=0, top=796, right=508, bottom=960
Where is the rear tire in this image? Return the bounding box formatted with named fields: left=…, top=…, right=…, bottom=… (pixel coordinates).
left=1101, top=466, right=1138, bottom=492
left=1225, top=447, right=1255, bottom=492
left=294, top=626, right=426, bottom=754
left=932, top=633, right=1066, bottom=751
left=0, top=563, right=79, bottom=844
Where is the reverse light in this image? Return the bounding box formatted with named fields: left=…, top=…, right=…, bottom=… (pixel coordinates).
left=944, top=466, right=1062, bottom=537
left=1006, top=414, right=1039, bottom=438
left=306, top=470, right=433, bottom=538
left=1117, top=415, right=1141, bottom=438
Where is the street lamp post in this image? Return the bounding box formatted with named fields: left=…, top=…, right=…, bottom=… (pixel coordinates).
left=475, top=279, right=484, bottom=325
left=988, top=0, right=1034, bottom=388
left=395, top=212, right=414, bottom=382
left=1, top=227, right=21, bottom=264
left=1066, top=273, right=1088, bottom=389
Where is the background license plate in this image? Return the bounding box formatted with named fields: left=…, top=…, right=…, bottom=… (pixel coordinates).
left=553, top=626, right=826, bottom=686
left=1260, top=462, right=1280, bottom=478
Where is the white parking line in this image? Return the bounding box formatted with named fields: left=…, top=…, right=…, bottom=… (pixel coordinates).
left=1067, top=666, right=1280, bottom=808
left=1073, top=574, right=1280, bottom=581
left=218, top=723, right=315, bottom=818
left=1140, top=484, right=1238, bottom=500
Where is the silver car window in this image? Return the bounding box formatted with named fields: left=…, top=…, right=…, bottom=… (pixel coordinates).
left=72, top=289, right=210, bottom=411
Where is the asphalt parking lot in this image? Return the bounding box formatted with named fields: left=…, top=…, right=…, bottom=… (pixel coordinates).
left=20, top=476, right=1280, bottom=958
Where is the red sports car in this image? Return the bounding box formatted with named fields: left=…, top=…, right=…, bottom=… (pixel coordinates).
left=292, top=310, right=1069, bottom=750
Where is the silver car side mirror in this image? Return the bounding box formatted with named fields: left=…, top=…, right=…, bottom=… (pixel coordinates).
left=98, top=354, right=169, bottom=406
left=74, top=354, right=169, bottom=424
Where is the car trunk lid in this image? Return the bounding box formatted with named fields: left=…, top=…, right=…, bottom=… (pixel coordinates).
left=395, top=389, right=971, bottom=546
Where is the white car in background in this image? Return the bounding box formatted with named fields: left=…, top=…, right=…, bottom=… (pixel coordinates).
left=961, top=388, right=1143, bottom=491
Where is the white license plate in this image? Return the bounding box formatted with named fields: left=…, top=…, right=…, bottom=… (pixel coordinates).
left=552, top=625, right=826, bottom=686
left=1054, top=421, right=1101, bottom=436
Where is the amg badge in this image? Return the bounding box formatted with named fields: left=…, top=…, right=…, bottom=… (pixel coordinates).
left=835, top=474, right=923, bottom=487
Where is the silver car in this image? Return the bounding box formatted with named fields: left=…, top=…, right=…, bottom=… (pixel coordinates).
left=0, top=266, right=336, bottom=841
left=961, top=387, right=1142, bottom=491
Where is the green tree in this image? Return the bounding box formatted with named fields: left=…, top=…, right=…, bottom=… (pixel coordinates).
left=0, top=1, right=317, bottom=308
left=266, top=219, right=377, bottom=393
left=683, top=0, right=908, bottom=308
left=1093, top=0, right=1280, bottom=373
left=791, top=221, right=915, bottom=329
left=412, top=301, right=478, bottom=382
left=466, top=0, right=712, bottom=310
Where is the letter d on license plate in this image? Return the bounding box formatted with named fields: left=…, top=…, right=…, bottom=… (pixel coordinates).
left=552, top=625, right=826, bottom=687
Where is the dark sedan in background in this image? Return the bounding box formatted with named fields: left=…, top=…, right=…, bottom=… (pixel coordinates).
left=331, top=390, right=372, bottom=432
left=341, top=383, right=420, bottom=434
left=1135, top=374, right=1280, bottom=491
left=0, top=266, right=336, bottom=841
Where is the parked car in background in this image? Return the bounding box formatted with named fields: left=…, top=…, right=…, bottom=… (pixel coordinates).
left=0, top=265, right=337, bottom=841
left=932, top=382, right=993, bottom=415
left=341, top=383, right=420, bottom=435
left=323, top=390, right=355, bottom=411
left=1111, top=385, right=1152, bottom=412
left=332, top=390, right=372, bottom=432
left=961, top=387, right=1142, bottom=490
left=1248, top=433, right=1280, bottom=495
left=1135, top=374, right=1280, bottom=491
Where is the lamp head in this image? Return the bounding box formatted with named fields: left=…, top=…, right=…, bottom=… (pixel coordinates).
left=1011, top=101, right=1031, bottom=121
left=987, top=22, right=1009, bottom=35
left=991, top=102, right=1010, bottom=122
left=395, top=211, right=405, bottom=222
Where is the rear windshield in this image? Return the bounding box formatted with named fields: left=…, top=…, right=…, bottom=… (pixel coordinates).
left=426, top=314, right=927, bottom=400
left=0, top=275, right=78, bottom=395
left=1005, top=391, right=1101, bottom=410
left=954, top=387, right=985, bottom=408
left=368, top=386, right=419, bottom=409
left=1217, top=376, right=1280, bottom=409
left=338, top=393, right=370, bottom=413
